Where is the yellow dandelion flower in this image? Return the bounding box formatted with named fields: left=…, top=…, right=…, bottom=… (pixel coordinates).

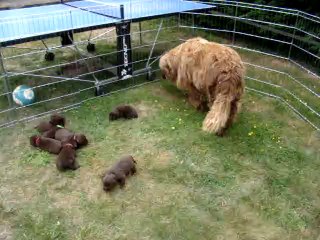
left=171, top=126, right=176, bottom=130
left=248, top=131, right=254, bottom=136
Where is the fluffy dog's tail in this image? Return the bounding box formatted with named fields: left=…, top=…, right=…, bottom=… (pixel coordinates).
left=202, top=94, right=235, bottom=136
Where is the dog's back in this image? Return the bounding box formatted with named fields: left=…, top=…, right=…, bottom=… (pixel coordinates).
left=109, top=105, right=138, bottom=121
left=30, top=135, right=62, bottom=154
left=55, top=128, right=74, bottom=142
left=102, top=155, right=137, bottom=191
left=42, top=126, right=59, bottom=138
left=108, top=155, right=136, bottom=176
left=35, top=121, right=53, bottom=133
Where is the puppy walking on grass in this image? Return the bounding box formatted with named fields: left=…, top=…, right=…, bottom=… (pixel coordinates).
left=109, top=105, right=138, bottom=121
left=102, top=155, right=137, bottom=192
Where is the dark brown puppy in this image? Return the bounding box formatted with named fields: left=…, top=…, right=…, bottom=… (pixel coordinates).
left=56, top=137, right=79, bottom=171
left=102, top=155, right=137, bottom=192
left=42, top=125, right=63, bottom=139
left=109, top=105, right=138, bottom=121
left=74, top=133, right=88, bottom=147
left=35, top=114, right=65, bottom=133
left=30, top=135, right=62, bottom=154
left=55, top=128, right=88, bottom=148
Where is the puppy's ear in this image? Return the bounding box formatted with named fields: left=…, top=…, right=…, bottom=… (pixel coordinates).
left=29, top=135, right=37, bottom=146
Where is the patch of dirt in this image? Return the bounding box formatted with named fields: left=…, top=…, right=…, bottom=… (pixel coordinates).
left=0, top=224, right=13, bottom=240
left=151, top=84, right=185, bottom=102
left=59, top=61, right=102, bottom=78
left=270, top=59, right=289, bottom=68
left=221, top=204, right=285, bottom=240
left=135, top=102, right=157, bottom=118
left=156, top=151, right=174, bottom=167
left=215, top=176, right=265, bottom=211
left=244, top=97, right=274, bottom=113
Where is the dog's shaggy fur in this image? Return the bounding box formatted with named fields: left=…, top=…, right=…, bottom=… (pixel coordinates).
left=109, top=105, right=138, bottom=121
left=159, top=37, right=245, bottom=136
left=102, top=155, right=137, bottom=192
left=35, top=114, right=65, bottom=133
left=56, top=137, right=79, bottom=171
left=30, top=135, right=62, bottom=154
left=55, top=128, right=88, bottom=148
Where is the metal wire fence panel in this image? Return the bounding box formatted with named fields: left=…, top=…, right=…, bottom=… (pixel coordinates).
left=180, top=0, right=319, bottom=130
left=0, top=11, right=179, bottom=128
left=181, top=0, right=320, bottom=76
left=0, top=0, right=319, bottom=131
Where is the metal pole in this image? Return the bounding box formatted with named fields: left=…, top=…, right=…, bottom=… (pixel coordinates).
left=232, top=2, right=238, bottom=45
left=146, top=19, right=163, bottom=68
left=192, top=14, right=195, bottom=36
left=41, top=40, right=49, bottom=50
left=120, top=4, right=124, bottom=20
left=139, top=22, right=142, bottom=45
left=288, top=11, right=299, bottom=60
left=0, top=48, right=14, bottom=108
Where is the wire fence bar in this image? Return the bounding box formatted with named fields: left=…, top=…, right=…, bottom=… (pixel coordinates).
left=0, top=0, right=319, bottom=132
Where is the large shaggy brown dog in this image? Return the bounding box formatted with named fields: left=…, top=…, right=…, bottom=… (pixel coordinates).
left=159, top=37, right=245, bottom=136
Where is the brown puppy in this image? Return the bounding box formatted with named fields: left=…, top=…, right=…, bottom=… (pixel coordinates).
left=30, top=135, right=62, bottom=154
left=74, top=133, right=88, bottom=147
left=55, top=128, right=88, bottom=148
left=42, top=128, right=57, bottom=139
left=102, top=155, right=137, bottom=192
left=35, top=114, right=65, bottom=133
left=109, top=105, right=138, bottom=121
left=56, top=137, right=79, bottom=171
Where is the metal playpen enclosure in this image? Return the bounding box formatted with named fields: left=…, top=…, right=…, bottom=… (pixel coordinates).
left=0, top=0, right=319, bottom=131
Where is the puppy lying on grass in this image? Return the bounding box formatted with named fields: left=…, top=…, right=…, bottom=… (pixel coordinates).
left=35, top=114, right=65, bottom=133
left=109, top=105, right=138, bottom=121
left=56, top=137, right=79, bottom=171
left=55, top=128, right=88, bottom=148
left=102, top=155, right=137, bottom=192
left=30, top=135, right=62, bottom=154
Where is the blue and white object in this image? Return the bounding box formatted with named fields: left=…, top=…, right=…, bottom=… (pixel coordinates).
left=12, top=85, right=35, bottom=106
left=0, top=0, right=213, bottom=45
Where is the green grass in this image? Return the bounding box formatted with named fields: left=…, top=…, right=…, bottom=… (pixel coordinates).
left=0, top=18, right=320, bottom=239
left=0, top=80, right=319, bottom=240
